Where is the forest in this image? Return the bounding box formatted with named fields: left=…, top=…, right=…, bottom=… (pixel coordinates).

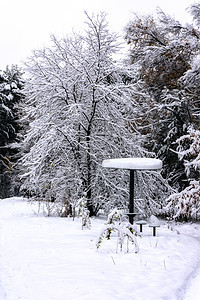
left=0, top=3, right=200, bottom=221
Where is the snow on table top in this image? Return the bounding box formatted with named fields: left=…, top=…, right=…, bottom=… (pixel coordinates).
left=102, top=157, right=162, bottom=170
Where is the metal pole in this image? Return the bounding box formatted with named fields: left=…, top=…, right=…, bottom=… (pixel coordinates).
left=129, top=169, right=134, bottom=224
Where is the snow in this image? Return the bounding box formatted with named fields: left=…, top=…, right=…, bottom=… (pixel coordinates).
left=0, top=197, right=200, bottom=300
left=102, top=158, right=162, bottom=170
left=184, top=268, right=200, bottom=300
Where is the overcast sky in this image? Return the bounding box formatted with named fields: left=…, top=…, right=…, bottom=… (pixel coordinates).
left=0, top=0, right=196, bottom=70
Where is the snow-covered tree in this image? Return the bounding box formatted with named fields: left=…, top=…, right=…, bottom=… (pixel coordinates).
left=166, top=127, right=200, bottom=219
left=77, top=193, right=91, bottom=229
left=167, top=179, right=200, bottom=220
left=124, top=3, right=200, bottom=191
left=0, top=65, right=24, bottom=198
left=188, top=2, right=200, bottom=27
left=19, top=12, right=170, bottom=216
left=176, top=127, right=200, bottom=175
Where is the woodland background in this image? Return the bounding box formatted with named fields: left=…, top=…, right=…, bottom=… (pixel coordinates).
left=0, top=3, right=200, bottom=220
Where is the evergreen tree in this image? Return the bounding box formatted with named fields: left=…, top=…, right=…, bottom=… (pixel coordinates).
left=124, top=3, right=200, bottom=191
left=166, top=127, right=200, bottom=220
left=0, top=65, right=24, bottom=198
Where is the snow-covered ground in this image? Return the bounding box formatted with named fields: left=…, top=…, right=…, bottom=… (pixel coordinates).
left=0, top=197, right=200, bottom=300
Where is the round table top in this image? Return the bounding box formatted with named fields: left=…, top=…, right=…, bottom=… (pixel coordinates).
left=102, top=157, right=162, bottom=170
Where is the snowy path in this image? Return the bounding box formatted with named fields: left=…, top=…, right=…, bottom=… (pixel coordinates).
left=0, top=283, right=6, bottom=300
left=0, top=198, right=200, bottom=300
left=183, top=267, right=200, bottom=300
left=0, top=227, right=7, bottom=300
left=180, top=231, right=200, bottom=300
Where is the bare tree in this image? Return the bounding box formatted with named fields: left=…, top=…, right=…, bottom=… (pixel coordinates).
left=19, top=12, right=170, bottom=216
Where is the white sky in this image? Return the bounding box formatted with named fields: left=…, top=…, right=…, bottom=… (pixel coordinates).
left=0, top=0, right=195, bottom=70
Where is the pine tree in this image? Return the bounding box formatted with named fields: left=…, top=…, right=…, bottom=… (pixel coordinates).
left=0, top=65, right=24, bottom=198
left=124, top=3, right=200, bottom=191
left=166, top=128, right=200, bottom=220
